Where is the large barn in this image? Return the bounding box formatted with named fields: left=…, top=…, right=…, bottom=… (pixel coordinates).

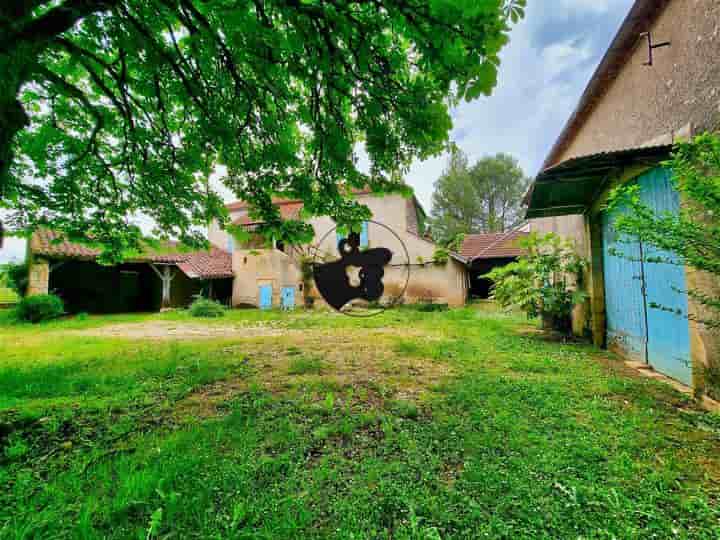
left=524, top=0, right=720, bottom=398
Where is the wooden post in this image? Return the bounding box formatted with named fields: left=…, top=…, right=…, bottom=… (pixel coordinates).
left=150, top=264, right=176, bottom=310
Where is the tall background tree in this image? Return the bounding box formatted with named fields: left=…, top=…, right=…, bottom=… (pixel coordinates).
left=429, top=148, right=528, bottom=244
left=0, top=0, right=526, bottom=261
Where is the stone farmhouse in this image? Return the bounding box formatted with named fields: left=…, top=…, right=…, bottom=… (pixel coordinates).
left=208, top=191, right=469, bottom=309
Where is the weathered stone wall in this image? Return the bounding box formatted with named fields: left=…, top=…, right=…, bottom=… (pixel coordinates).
left=231, top=249, right=301, bottom=307
left=26, top=257, right=49, bottom=296
left=531, top=0, right=720, bottom=298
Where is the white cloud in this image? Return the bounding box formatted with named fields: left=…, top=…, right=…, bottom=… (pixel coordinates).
left=542, top=39, right=593, bottom=80
left=402, top=0, right=634, bottom=212
left=0, top=237, right=26, bottom=265
left=559, top=0, right=612, bottom=15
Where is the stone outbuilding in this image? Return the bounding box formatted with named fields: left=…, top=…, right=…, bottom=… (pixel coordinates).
left=27, top=230, right=233, bottom=313
left=460, top=229, right=529, bottom=299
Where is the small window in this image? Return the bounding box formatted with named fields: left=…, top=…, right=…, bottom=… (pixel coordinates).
left=227, top=235, right=234, bottom=254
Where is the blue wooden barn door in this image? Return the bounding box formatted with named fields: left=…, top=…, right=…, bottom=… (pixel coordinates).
left=602, top=167, right=691, bottom=385
left=638, top=168, right=691, bottom=384
left=602, top=208, right=648, bottom=361
left=259, top=284, right=272, bottom=309
left=281, top=287, right=295, bottom=310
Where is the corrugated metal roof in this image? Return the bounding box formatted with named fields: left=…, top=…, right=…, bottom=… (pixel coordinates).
left=525, top=144, right=672, bottom=219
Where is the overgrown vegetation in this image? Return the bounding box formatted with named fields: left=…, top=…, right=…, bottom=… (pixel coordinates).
left=485, top=232, right=587, bottom=332
left=1, top=307, right=718, bottom=538
left=13, top=293, right=64, bottom=323
left=0, top=270, right=18, bottom=305
left=1, top=262, right=28, bottom=298
left=1, top=0, right=525, bottom=261
left=188, top=297, right=226, bottom=318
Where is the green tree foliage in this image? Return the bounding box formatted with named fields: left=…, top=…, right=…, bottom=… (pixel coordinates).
left=608, top=132, right=720, bottom=329
left=1, top=261, right=29, bottom=297
left=485, top=233, right=587, bottom=332
left=0, top=1, right=524, bottom=262
left=429, top=148, right=529, bottom=244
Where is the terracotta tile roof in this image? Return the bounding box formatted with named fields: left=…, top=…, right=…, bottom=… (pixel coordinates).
left=31, top=229, right=233, bottom=280
left=225, top=189, right=376, bottom=213
left=176, top=248, right=233, bottom=279
left=460, top=230, right=528, bottom=260
left=232, top=201, right=303, bottom=227
left=226, top=196, right=300, bottom=212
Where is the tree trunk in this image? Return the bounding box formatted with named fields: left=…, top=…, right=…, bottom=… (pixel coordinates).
left=0, top=49, right=31, bottom=197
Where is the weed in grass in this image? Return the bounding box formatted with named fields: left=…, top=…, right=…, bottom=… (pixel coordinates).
left=287, top=355, right=326, bottom=375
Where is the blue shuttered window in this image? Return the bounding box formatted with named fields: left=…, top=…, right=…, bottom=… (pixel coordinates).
left=360, top=221, right=369, bottom=248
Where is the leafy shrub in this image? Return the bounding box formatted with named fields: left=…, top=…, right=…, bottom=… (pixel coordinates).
left=189, top=298, right=226, bottom=318
left=2, top=262, right=29, bottom=297
left=485, top=232, right=586, bottom=332
left=432, top=247, right=450, bottom=265
left=14, top=294, right=64, bottom=323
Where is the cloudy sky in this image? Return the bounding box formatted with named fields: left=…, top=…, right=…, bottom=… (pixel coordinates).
left=0, top=0, right=633, bottom=264
left=405, top=0, right=634, bottom=211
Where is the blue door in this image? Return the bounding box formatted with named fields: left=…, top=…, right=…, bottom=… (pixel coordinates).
left=281, top=287, right=295, bottom=310
left=602, top=208, right=648, bottom=361
left=602, top=167, right=691, bottom=385
left=259, top=285, right=272, bottom=309
left=638, top=168, right=691, bottom=384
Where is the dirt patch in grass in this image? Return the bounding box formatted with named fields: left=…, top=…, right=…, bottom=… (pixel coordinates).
left=173, top=378, right=249, bottom=421
left=257, top=330, right=454, bottom=401
left=171, top=327, right=452, bottom=421
left=69, top=320, right=295, bottom=340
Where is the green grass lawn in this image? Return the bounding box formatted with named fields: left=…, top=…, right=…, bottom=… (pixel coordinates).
left=1, top=307, right=719, bottom=539
left=0, top=287, right=17, bottom=304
